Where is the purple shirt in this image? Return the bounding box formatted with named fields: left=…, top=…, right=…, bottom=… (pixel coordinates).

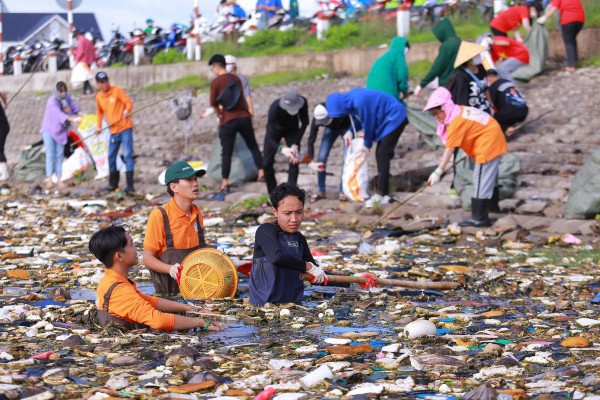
left=40, top=94, right=80, bottom=145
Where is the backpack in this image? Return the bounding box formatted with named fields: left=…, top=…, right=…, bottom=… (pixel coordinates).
left=216, top=76, right=242, bottom=111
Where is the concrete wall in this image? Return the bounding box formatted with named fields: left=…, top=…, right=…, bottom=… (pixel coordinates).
left=1, top=28, right=598, bottom=93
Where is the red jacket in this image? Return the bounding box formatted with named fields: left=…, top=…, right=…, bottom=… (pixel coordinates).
left=491, top=36, right=530, bottom=64
left=75, top=35, right=96, bottom=66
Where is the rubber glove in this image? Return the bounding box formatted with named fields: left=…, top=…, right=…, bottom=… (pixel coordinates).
left=309, top=161, right=325, bottom=172
left=306, top=262, right=328, bottom=285
left=290, top=144, right=300, bottom=165
left=280, top=146, right=299, bottom=164
left=427, top=167, right=443, bottom=186
left=537, top=15, right=547, bottom=24
left=169, top=263, right=183, bottom=284
left=343, top=131, right=353, bottom=146
left=199, top=107, right=215, bottom=119
left=414, top=85, right=423, bottom=97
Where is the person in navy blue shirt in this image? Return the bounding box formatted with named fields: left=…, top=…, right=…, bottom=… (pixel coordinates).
left=249, top=183, right=327, bottom=306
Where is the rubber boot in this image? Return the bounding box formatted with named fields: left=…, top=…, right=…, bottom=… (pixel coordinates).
left=459, top=198, right=492, bottom=227
left=102, top=172, right=119, bottom=192
left=0, top=162, right=9, bottom=181
left=489, top=186, right=500, bottom=213
left=124, top=171, right=135, bottom=193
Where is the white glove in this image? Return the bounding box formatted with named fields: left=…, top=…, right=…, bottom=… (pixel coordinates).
left=537, top=15, right=547, bottom=24
left=482, top=37, right=494, bottom=48
left=280, top=146, right=299, bottom=164
left=306, top=262, right=328, bottom=285
left=71, top=116, right=82, bottom=125
left=200, top=107, right=215, bottom=119
left=309, top=161, right=325, bottom=172
left=343, top=131, right=353, bottom=146
left=427, top=167, right=443, bottom=186
left=169, top=263, right=183, bottom=284
left=414, top=85, right=423, bottom=97
left=290, top=144, right=299, bottom=165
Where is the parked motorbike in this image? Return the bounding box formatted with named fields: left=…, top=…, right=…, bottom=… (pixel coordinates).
left=121, top=28, right=146, bottom=65
left=97, top=28, right=127, bottom=67
left=308, top=0, right=346, bottom=35
left=146, top=24, right=187, bottom=58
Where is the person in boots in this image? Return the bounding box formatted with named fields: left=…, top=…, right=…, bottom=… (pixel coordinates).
left=91, top=224, right=222, bottom=331
left=249, top=182, right=327, bottom=306
left=95, top=71, right=135, bottom=193
left=143, top=161, right=212, bottom=296
left=424, top=87, right=507, bottom=227
left=263, top=90, right=309, bottom=195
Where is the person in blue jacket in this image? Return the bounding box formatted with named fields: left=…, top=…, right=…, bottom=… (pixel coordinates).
left=317, top=88, right=408, bottom=207
left=249, top=183, right=327, bottom=306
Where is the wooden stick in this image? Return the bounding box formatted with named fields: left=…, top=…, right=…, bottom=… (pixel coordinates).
left=70, top=94, right=176, bottom=147
left=185, top=310, right=238, bottom=321
left=7, top=71, right=36, bottom=107
left=300, top=273, right=459, bottom=290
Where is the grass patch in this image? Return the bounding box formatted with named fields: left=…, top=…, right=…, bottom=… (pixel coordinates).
left=251, top=68, right=334, bottom=88
left=580, top=55, right=600, bottom=67
left=408, top=59, right=433, bottom=83
left=109, top=62, right=126, bottom=68
left=144, top=75, right=209, bottom=93
left=152, top=49, right=187, bottom=65
left=534, top=247, right=600, bottom=267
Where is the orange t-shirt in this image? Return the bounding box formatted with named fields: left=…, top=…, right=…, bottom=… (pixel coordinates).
left=96, top=86, right=134, bottom=134
left=446, top=106, right=507, bottom=164
left=96, top=268, right=175, bottom=331
left=143, top=198, right=205, bottom=257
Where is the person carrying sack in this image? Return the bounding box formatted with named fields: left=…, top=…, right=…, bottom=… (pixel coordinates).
left=143, top=161, right=212, bottom=296
left=208, top=54, right=264, bottom=196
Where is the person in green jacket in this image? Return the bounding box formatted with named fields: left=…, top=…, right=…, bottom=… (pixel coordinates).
left=414, top=19, right=461, bottom=97
left=366, top=37, right=410, bottom=105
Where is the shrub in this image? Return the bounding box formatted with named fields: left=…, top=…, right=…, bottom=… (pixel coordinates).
left=244, top=30, right=278, bottom=48
left=274, top=29, right=305, bottom=47
left=152, top=49, right=187, bottom=65
left=318, top=24, right=361, bottom=51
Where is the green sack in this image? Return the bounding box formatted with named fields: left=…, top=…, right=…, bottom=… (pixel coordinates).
left=454, top=151, right=520, bottom=209
left=564, top=147, right=600, bottom=219
left=208, top=131, right=258, bottom=187
left=407, top=107, right=444, bottom=151
left=15, top=143, right=46, bottom=182
left=512, top=24, right=548, bottom=82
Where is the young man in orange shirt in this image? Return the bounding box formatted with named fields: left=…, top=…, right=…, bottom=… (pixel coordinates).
left=95, top=71, right=135, bottom=193
left=143, top=161, right=211, bottom=296
left=424, top=87, right=508, bottom=227
left=90, top=224, right=221, bottom=331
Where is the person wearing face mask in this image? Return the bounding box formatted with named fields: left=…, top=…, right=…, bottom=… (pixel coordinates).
left=366, top=37, right=411, bottom=105
left=446, top=41, right=493, bottom=115
left=424, top=87, right=507, bottom=227
left=262, top=91, right=309, bottom=195
left=40, top=81, right=83, bottom=191
left=249, top=182, right=327, bottom=306
left=224, top=55, right=253, bottom=117
left=489, top=0, right=543, bottom=43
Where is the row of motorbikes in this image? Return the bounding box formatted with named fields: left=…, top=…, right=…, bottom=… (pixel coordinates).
left=97, top=23, right=188, bottom=67
left=3, top=38, right=70, bottom=75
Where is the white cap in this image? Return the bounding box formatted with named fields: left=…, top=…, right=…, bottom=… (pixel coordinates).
left=313, top=104, right=328, bottom=120
left=224, top=54, right=236, bottom=64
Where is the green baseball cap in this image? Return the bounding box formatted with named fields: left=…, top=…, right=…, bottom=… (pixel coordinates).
left=164, top=161, right=206, bottom=185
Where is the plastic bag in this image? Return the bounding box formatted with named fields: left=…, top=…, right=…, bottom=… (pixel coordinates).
left=342, top=138, right=369, bottom=202
left=70, top=62, right=93, bottom=87
left=61, top=147, right=92, bottom=181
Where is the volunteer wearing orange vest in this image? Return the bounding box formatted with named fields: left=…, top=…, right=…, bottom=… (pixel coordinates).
left=95, top=71, right=135, bottom=193
left=91, top=225, right=222, bottom=331
left=424, top=87, right=508, bottom=227
left=143, top=161, right=212, bottom=296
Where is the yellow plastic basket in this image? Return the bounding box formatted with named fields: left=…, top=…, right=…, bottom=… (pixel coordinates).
left=179, top=248, right=238, bottom=300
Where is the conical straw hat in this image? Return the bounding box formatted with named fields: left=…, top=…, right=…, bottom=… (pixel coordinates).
left=454, top=41, right=487, bottom=68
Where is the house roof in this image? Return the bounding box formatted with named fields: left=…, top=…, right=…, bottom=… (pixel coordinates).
left=2, top=13, right=104, bottom=43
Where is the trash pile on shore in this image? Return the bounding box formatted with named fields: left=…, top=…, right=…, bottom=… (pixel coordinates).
left=1, top=187, right=599, bottom=400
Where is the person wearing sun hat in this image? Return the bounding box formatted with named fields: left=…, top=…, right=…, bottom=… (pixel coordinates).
left=424, top=87, right=507, bottom=227
left=446, top=41, right=493, bottom=115
left=143, top=161, right=213, bottom=296
left=262, top=90, right=309, bottom=194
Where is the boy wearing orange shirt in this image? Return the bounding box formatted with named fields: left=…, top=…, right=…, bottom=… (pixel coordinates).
left=424, top=87, right=508, bottom=227
left=95, top=71, right=135, bottom=193
left=91, top=225, right=221, bottom=331
left=143, top=161, right=212, bottom=296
